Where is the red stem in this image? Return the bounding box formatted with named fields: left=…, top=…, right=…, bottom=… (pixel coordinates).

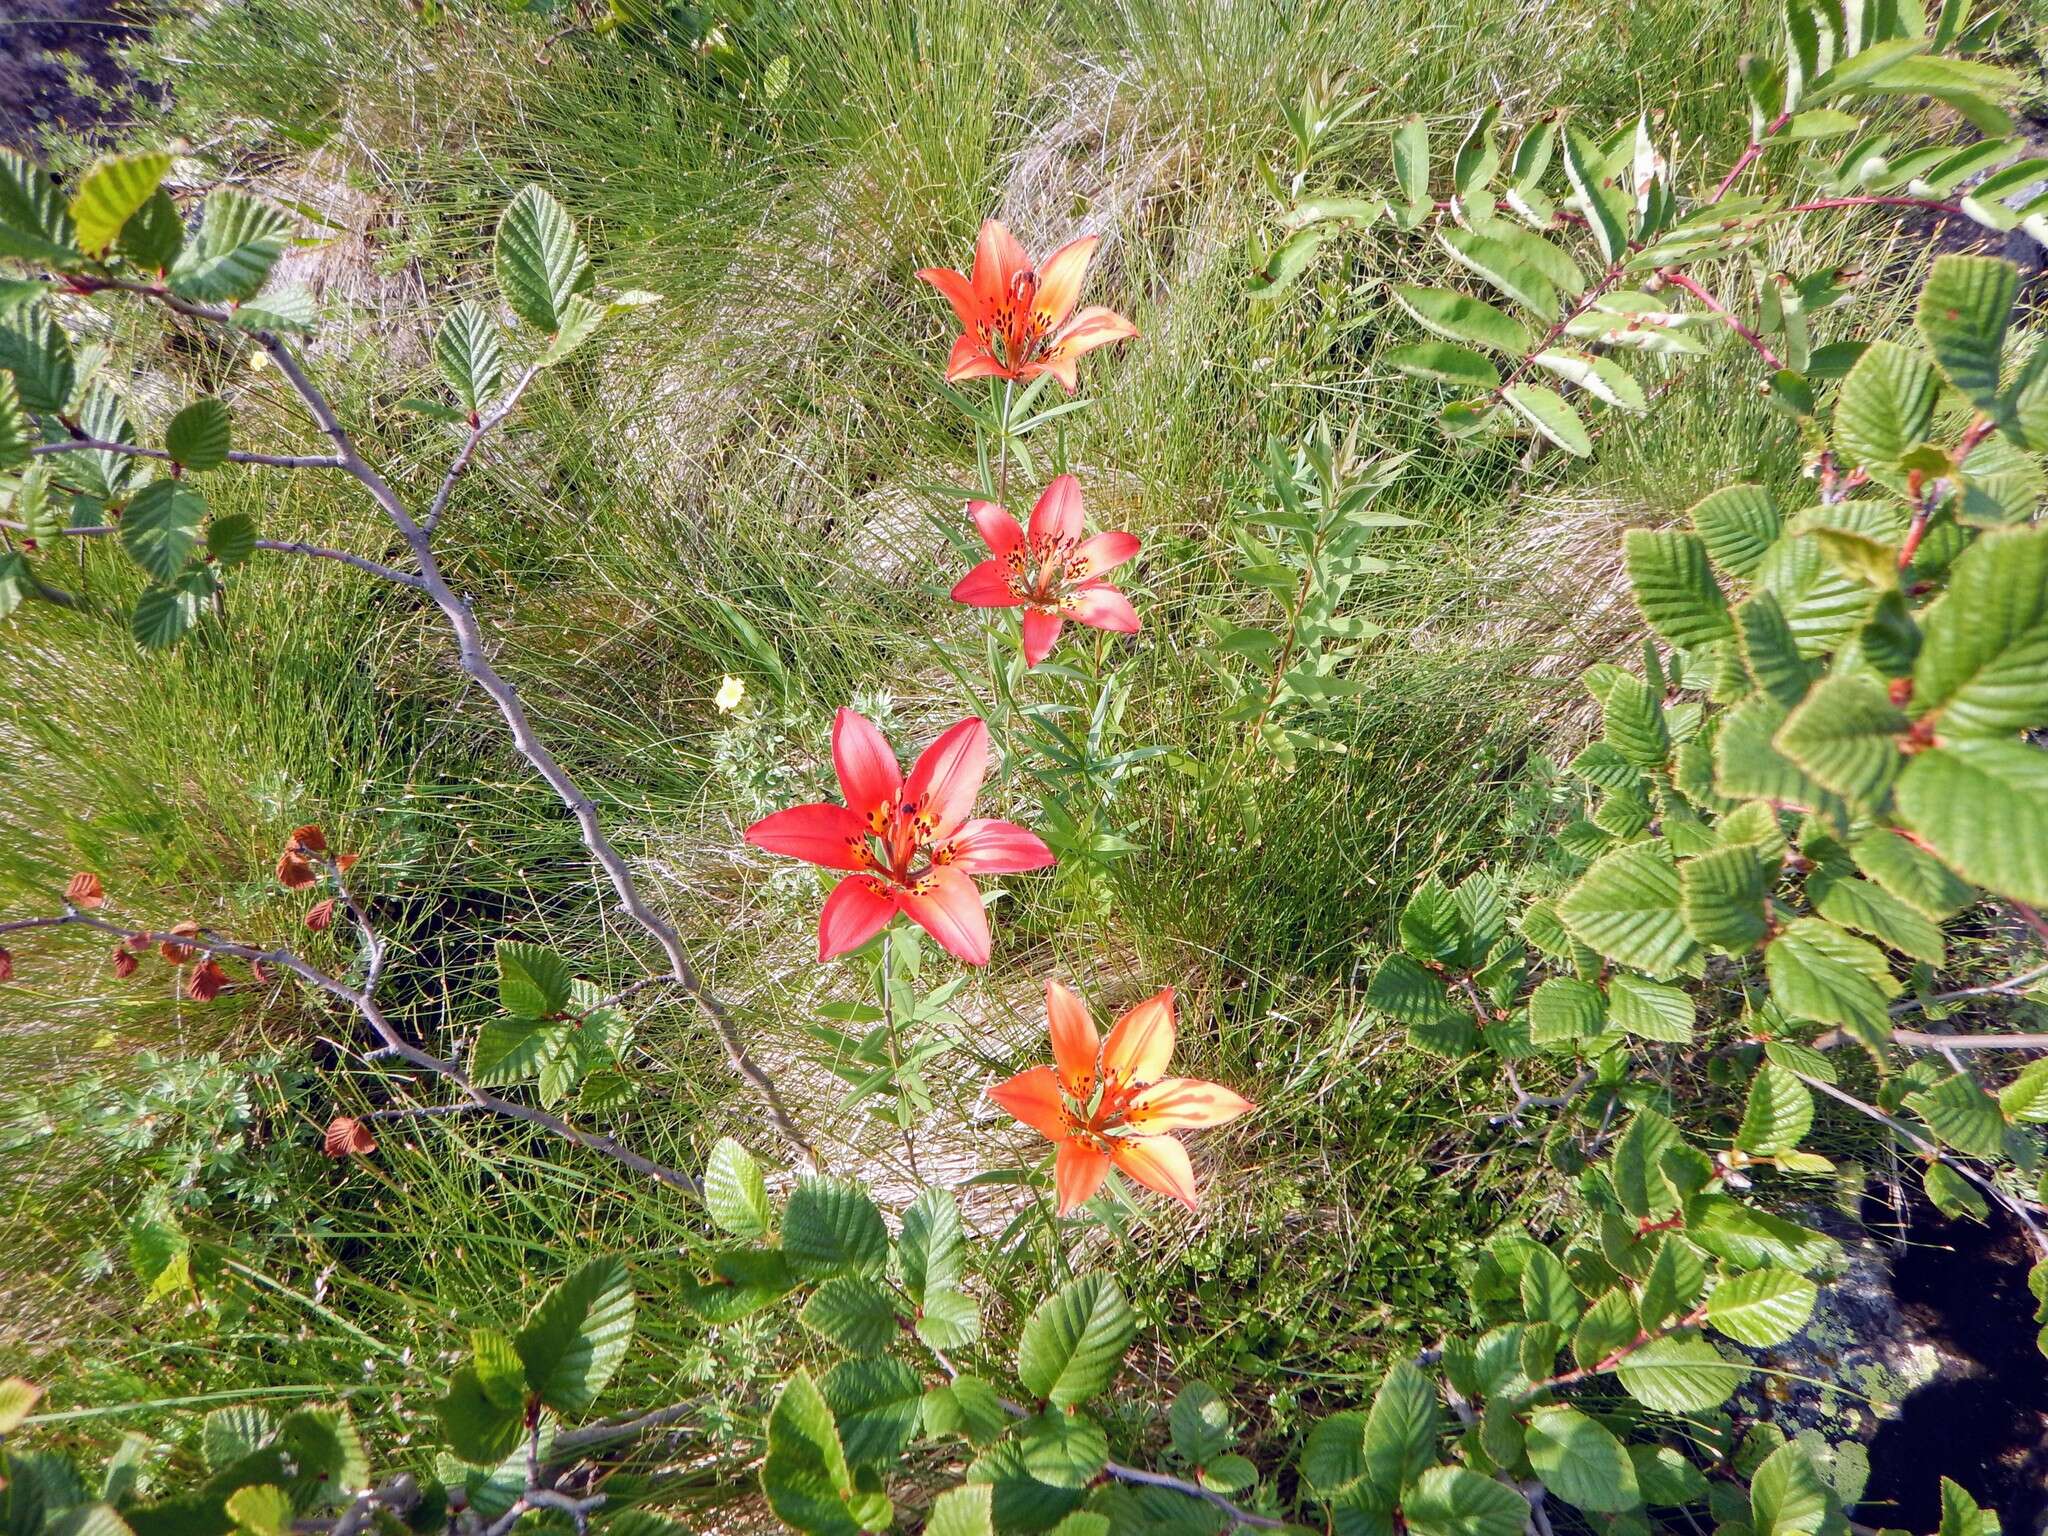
left=1660, top=270, right=1783, bottom=369
left=1708, top=112, right=1790, bottom=203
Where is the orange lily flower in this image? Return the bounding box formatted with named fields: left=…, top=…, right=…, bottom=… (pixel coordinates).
left=952, top=475, right=1141, bottom=666
left=916, top=220, right=1138, bottom=392
left=988, top=981, right=1252, bottom=1214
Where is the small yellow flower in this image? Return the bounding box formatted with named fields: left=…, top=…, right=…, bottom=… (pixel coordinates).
left=714, top=675, right=746, bottom=713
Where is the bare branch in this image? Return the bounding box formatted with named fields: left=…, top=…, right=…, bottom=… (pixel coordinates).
left=30, top=437, right=345, bottom=470
left=82, top=277, right=817, bottom=1168
left=0, top=517, right=425, bottom=588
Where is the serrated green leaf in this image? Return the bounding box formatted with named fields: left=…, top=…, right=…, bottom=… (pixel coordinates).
left=1527, top=1407, right=1640, bottom=1513
left=1364, top=1358, right=1439, bottom=1494
left=1437, top=227, right=1556, bottom=316
left=1938, top=1478, right=1995, bottom=1536
left=923, top=1375, right=1009, bottom=1448
left=703, top=1137, right=771, bottom=1239
left=1501, top=382, right=1591, bottom=457
left=1016, top=1273, right=1135, bottom=1409
left=117, top=188, right=183, bottom=271
left=899, top=1186, right=963, bottom=1304
left=923, top=1486, right=994, bottom=1536
left=1710, top=1267, right=1819, bottom=1349
left=1680, top=843, right=1771, bottom=953
left=1809, top=870, right=1944, bottom=964
left=799, top=1276, right=899, bottom=1356
left=1529, top=977, right=1606, bottom=1045
left=1923, top=1158, right=1989, bottom=1220
left=120, top=480, right=206, bottom=581
left=0, top=148, right=79, bottom=264
left=1911, top=525, right=2048, bottom=739
left=1690, top=483, right=1781, bottom=578
left=1757, top=534, right=1875, bottom=659
left=435, top=301, right=504, bottom=414
left=762, top=1372, right=859, bottom=1536
left=1773, top=675, right=1908, bottom=812
left=495, top=186, right=590, bottom=333
left=1765, top=918, right=1900, bottom=1046
left=1519, top=1247, right=1581, bottom=1330
left=1715, top=694, right=1848, bottom=824
left=1608, top=972, right=1694, bottom=1042
left=540, top=294, right=605, bottom=364
left=818, top=1358, right=922, bottom=1468
left=1169, top=1382, right=1233, bottom=1467
left=1562, top=125, right=1627, bottom=265
left=169, top=191, right=291, bottom=304
left=1558, top=841, right=1699, bottom=979
left=1906, top=1072, right=2008, bottom=1158
left=1402, top=1464, right=1530, bottom=1536
left=129, top=568, right=216, bottom=649
left=494, top=939, right=572, bottom=1018
left=205, top=511, right=255, bottom=567
left=1999, top=1060, right=2048, bottom=1125
left=437, top=1367, right=523, bottom=1465
left=783, top=1178, right=889, bottom=1280
left=0, top=302, right=75, bottom=413
left=1638, top=1235, right=1707, bottom=1330
left=1016, top=1410, right=1108, bottom=1489
left=165, top=398, right=232, bottom=471
left=202, top=1406, right=275, bottom=1471
left=915, top=1288, right=980, bottom=1351
left=1915, top=254, right=2015, bottom=414
left=70, top=152, right=171, bottom=255
left=1615, top=1331, right=1744, bottom=1412
left=1626, top=529, right=1732, bottom=650
left=1386, top=340, right=1499, bottom=389
left=1738, top=1063, right=1814, bottom=1155
left=1896, top=739, right=2048, bottom=906
left=1750, top=1442, right=1831, bottom=1536
left=1387, top=284, right=1530, bottom=354
left=1834, top=339, right=1937, bottom=468
left=1734, top=591, right=1816, bottom=706
left=513, top=1255, right=634, bottom=1414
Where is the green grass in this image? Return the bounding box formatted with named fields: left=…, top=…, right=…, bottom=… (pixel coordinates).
left=0, top=0, right=2014, bottom=1517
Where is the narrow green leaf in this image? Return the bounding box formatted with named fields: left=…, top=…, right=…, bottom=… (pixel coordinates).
left=1386, top=340, right=1499, bottom=390
left=1387, top=283, right=1530, bottom=353
left=1501, top=382, right=1591, bottom=457
left=1561, top=125, right=1627, bottom=264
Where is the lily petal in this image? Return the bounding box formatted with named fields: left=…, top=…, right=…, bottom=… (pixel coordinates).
left=1032, top=234, right=1099, bottom=333
left=947, top=332, right=1011, bottom=384
left=897, top=864, right=991, bottom=966
left=1101, top=987, right=1176, bottom=1087
left=968, top=500, right=1024, bottom=556
left=915, top=264, right=979, bottom=331
left=945, top=817, right=1054, bottom=874
left=818, top=875, right=897, bottom=961
left=903, top=718, right=988, bottom=841
left=1022, top=609, right=1065, bottom=667
left=989, top=1064, right=1067, bottom=1142
left=1055, top=1138, right=1113, bottom=1214
left=952, top=559, right=1022, bottom=608
left=1068, top=583, right=1140, bottom=634
left=972, top=220, right=1030, bottom=313
left=1108, top=1134, right=1198, bottom=1210
left=745, top=802, right=871, bottom=871
left=1050, top=304, right=1140, bottom=357
left=1073, top=530, right=1140, bottom=577
left=1027, top=474, right=1084, bottom=546
left=1046, top=979, right=1099, bottom=1101
left=1124, top=1076, right=1254, bottom=1132
left=833, top=708, right=901, bottom=820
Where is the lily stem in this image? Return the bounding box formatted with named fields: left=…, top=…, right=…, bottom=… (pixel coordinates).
left=880, top=926, right=920, bottom=1179
left=994, top=378, right=1014, bottom=508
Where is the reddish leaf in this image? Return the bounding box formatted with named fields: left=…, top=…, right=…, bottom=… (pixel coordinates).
left=159, top=921, right=200, bottom=964
left=305, top=897, right=336, bottom=933
left=288, top=824, right=329, bottom=855
left=323, top=1116, right=377, bottom=1157
left=251, top=958, right=273, bottom=984
left=111, top=946, right=139, bottom=979
left=276, top=851, right=316, bottom=890
left=0, top=948, right=13, bottom=982
left=335, top=852, right=360, bottom=873
left=65, top=871, right=106, bottom=909
left=186, top=958, right=229, bottom=1001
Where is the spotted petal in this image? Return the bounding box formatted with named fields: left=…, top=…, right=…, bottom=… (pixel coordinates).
left=952, top=559, right=1022, bottom=608
left=968, top=500, right=1024, bottom=556
left=1124, top=1077, right=1253, bottom=1132
left=1101, top=987, right=1176, bottom=1087
left=971, top=220, right=1030, bottom=314
left=1027, top=474, right=1084, bottom=546
left=832, top=708, right=901, bottom=821
left=896, top=864, right=991, bottom=966
left=818, top=875, right=896, bottom=961
left=1074, top=530, right=1139, bottom=577
left=903, top=718, right=988, bottom=841
left=1032, top=235, right=1099, bottom=333
left=1045, top=979, right=1099, bottom=1102
left=989, top=1064, right=1067, bottom=1142
left=1108, top=1134, right=1198, bottom=1209
left=945, top=817, right=1054, bottom=874
left=745, top=802, right=871, bottom=871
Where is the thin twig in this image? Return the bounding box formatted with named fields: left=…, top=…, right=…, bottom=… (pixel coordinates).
left=1, top=904, right=706, bottom=1198
left=1707, top=112, right=1790, bottom=203
left=1659, top=270, right=1783, bottom=369
left=0, top=517, right=425, bottom=588
left=424, top=362, right=544, bottom=537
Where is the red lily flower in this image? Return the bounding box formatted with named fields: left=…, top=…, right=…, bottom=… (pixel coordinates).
left=916, top=220, right=1138, bottom=392
left=951, top=475, right=1141, bottom=666
left=746, top=710, right=1053, bottom=966
left=988, top=981, right=1253, bottom=1214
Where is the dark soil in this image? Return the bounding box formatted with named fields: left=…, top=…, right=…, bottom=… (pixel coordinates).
left=1858, top=1189, right=2048, bottom=1535
left=0, top=0, right=154, bottom=152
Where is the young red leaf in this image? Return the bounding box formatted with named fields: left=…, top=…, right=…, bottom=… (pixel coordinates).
left=65, top=871, right=106, bottom=909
